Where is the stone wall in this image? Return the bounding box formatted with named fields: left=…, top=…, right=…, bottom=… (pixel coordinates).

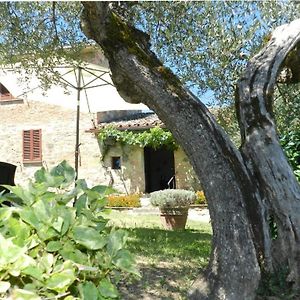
left=102, top=144, right=145, bottom=194
left=0, top=99, right=201, bottom=193
left=174, top=148, right=202, bottom=191
left=101, top=142, right=201, bottom=194
left=0, top=100, right=106, bottom=187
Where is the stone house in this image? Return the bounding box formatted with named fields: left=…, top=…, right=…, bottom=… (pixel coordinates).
left=0, top=56, right=200, bottom=194
left=89, top=110, right=201, bottom=193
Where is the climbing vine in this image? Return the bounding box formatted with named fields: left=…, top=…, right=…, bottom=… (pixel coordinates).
left=98, top=126, right=178, bottom=160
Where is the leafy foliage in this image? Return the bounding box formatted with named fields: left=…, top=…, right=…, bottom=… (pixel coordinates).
left=98, top=126, right=178, bottom=160
left=274, top=83, right=300, bottom=135
left=280, top=131, right=300, bottom=181
left=150, top=189, right=196, bottom=208
left=0, top=2, right=298, bottom=138
left=257, top=267, right=298, bottom=299
left=0, top=161, right=139, bottom=299
left=129, top=1, right=300, bottom=105
left=0, top=2, right=86, bottom=89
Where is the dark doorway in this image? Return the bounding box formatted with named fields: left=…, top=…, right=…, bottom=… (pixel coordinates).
left=144, top=147, right=175, bottom=193
left=0, top=162, right=16, bottom=194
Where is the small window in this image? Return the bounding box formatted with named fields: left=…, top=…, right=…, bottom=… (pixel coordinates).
left=23, top=129, right=42, bottom=163
left=111, top=156, right=121, bottom=169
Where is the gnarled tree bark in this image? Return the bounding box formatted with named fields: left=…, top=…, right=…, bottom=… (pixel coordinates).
left=236, top=19, right=300, bottom=288
left=81, top=2, right=300, bottom=299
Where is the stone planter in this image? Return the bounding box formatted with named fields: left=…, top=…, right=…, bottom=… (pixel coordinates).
left=159, top=207, right=189, bottom=230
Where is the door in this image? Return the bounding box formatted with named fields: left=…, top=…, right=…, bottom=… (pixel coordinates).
left=144, top=147, right=175, bottom=193
left=0, top=162, right=16, bottom=194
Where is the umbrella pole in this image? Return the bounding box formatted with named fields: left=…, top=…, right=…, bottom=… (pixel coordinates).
left=75, top=66, right=82, bottom=182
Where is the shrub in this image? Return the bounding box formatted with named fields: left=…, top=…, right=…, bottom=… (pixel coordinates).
left=150, top=189, right=196, bottom=208
left=0, top=161, right=139, bottom=299
left=195, top=191, right=207, bottom=205
left=107, top=194, right=141, bottom=207
left=280, top=130, right=300, bottom=181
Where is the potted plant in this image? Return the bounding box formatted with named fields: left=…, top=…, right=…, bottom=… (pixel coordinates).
left=150, top=189, right=196, bottom=230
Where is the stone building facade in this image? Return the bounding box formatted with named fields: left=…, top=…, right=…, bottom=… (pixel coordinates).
left=0, top=61, right=200, bottom=194
left=0, top=99, right=105, bottom=187
left=96, top=111, right=201, bottom=193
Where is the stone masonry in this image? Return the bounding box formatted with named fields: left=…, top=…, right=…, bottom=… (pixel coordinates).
left=0, top=99, right=108, bottom=187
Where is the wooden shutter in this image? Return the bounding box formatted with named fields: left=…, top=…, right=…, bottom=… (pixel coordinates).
left=23, top=129, right=42, bottom=163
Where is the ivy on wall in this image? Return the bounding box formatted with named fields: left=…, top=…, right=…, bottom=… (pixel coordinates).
left=98, top=126, right=178, bottom=160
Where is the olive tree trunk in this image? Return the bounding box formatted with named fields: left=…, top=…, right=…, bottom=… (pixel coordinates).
left=236, top=19, right=300, bottom=287
left=81, top=2, right=300, bottom=299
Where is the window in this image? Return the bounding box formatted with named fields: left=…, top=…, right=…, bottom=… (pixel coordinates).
left=23, top=129, right=42, bottom=163
left=111, top=156, right=121, bottom=169
left=0, top=83, right=14, bottom=101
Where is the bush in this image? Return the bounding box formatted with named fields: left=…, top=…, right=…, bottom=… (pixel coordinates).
left=280, top=130, right=300, bottom=181
left=107, top=194, right=141, bottom=207
left=150, top=189, right=196, bottom=208
left=195, top=191, right=207, bottom=205
left=0, top=161, right=139, bottom=299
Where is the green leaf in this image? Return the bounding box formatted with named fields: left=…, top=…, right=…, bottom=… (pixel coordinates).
left=76, top=179, right=88, bottom=191
left=85, top=189, right=102, bottom=202
left=7, top=217, right=31, bottom=247
left=98, top=278, right=119, bottom=298
left=19, top=208, right=40, bottom=230
left=34, top=167, right=48, bottom=183
left=22, top=266, right=44, bottom=281
left=91, top=185, right=115, bottom=195
left=50, top=160, right=76, bottom=187
left=78, top=281, right=99, bottom=300
left=36, top=225, right=58, bottom=241
left=11, top=289, right=41, bottom=300
left=59, top=247, right=88, bottom=264
left=46, top=268, right=76, bottom=292
left=57, top=188, right=78, bottom=204
left=0, top=207, right=13, bottom=223
left=73, top=226, right=107, bottom=250
left=75, top=194, right=88, bottom=215
left=113, top=249, right=140, bottom=277
left=107, top=230, right=128, bottom=258
left=34, top=166, right=65, bottom=188
left=9, top=253, right=36, bottom=277
left=0, top=281, right=10, bottom=293
left=32, top=199, right=53, bottom=223
left=38, top=253, right=54, bottom=274
left=0, top=233, right=26, bottom=266
left=59, top=208, right=76, bottom=236
left=28, top=181, right=48, bottom=196
left=2, top=185, right=34, bottom=205
left=64, top=296, right=76, bottom=300
left=46, top=241, right=63, bottom=252
left=51, top=216, right=64, bottom=233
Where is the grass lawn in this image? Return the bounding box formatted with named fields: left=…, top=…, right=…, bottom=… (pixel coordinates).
left=106, top=210, right=212, bottom=300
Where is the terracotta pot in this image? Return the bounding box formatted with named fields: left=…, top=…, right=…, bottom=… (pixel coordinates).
left=159, top=207, right=189, bottom=230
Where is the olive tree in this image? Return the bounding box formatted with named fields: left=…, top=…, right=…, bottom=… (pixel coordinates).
left=0, top=1, right=299, bottom=298
left=81, top=3, right=300, bottom=299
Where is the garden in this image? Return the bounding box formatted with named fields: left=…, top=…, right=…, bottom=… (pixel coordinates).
left=0, top=128, right=298, bottom=299
left=0, top=161, right=211, bottom=300
left=108, top=211, right=211, bottom=299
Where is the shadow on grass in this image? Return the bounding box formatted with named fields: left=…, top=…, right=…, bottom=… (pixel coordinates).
left=117, top=227, right=212, bottom=299
left=119, top=263, right=200, bottom=300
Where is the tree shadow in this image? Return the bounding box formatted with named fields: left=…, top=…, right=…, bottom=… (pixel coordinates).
left=119, top=227, right=212, bottom=299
